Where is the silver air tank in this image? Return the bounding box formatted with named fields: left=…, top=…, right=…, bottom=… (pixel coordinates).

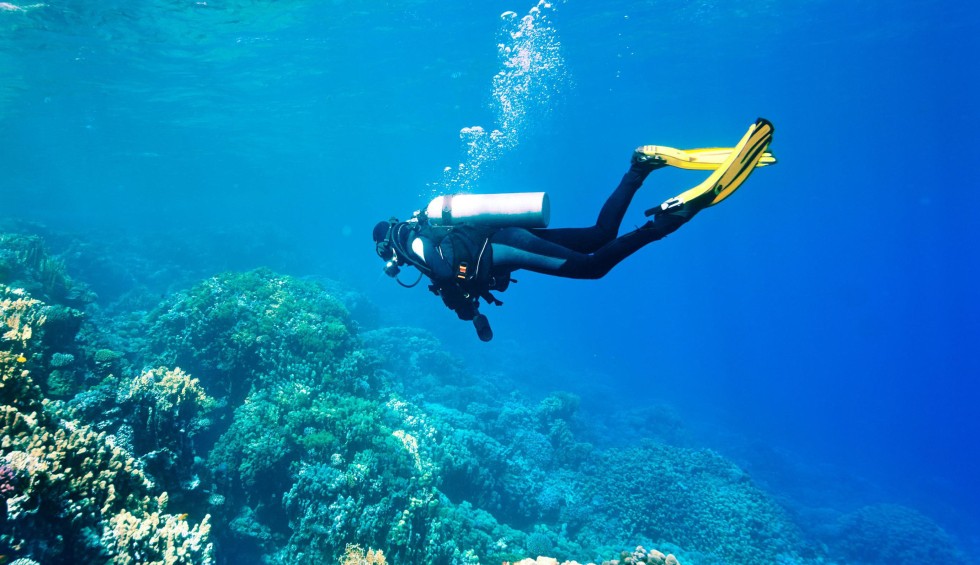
left=425, top=192, right=550, bottom=228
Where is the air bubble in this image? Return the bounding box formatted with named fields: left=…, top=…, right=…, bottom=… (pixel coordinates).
left=429, top=0, right=568, bottom=196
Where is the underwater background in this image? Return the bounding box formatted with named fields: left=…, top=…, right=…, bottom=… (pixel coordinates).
left=2, top=0, right=979, bottom=563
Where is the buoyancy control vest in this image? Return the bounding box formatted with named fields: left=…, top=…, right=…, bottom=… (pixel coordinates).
left=389, top=192, right=544, bottom=326
left=422, top=191, right=546, bottom=310
left=410, top=223, right=504, bottom=319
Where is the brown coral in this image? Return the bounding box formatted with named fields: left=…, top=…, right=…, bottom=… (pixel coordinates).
left=1, top=285, right=213, bottom=563
left=101, top=498, right=212, bottom=565
left=339, top=543, right=387, bottom=565
left=507, top=546, right=682, bottom=565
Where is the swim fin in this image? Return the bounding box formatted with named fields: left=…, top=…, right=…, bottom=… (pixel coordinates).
left=645, top=118, right=775, bottom=218
left=634, top=143, right=776, bottom=171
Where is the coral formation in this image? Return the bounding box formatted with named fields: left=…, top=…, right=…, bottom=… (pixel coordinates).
left=3, top=231, right=974, bottom=565
left=143, top=268, right=355, bottom=402
left=573, top=444, right=807, bottom=564
left=120, top=366, right=216, bottom=490
left=1, top=284, right=212, bottom=564
left=101, top=503, right=212, bottom=565
left=0, top=233, right=93, bottom=307
left=507, top=545, right=681, bottom=565
left=339, top=544, right=387, bottom=564
left=831, top=503, right=969, bottom=564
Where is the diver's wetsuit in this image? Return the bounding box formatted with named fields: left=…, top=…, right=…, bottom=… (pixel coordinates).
left=487, top=163, right=688, bottom=279
left=381, top=118, right=774, bottom=340
left=403, top=162, right=688, bottom=285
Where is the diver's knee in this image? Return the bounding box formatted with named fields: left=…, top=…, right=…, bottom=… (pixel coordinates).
left=581, top=261, right=611, bottom=280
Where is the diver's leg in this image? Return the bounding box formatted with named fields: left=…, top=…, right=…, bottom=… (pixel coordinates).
left=567, top=213, right=688, bottom=278
left=491, top=212, right=687, bottom=280
left=491, top=228, right=581, bottom=275
left=531, top=162, right=657, bottom=253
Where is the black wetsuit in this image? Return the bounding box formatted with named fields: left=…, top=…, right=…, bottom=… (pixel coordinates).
left=410, top=162, right=689, bottom=285
left=490, top=163, right=688, bottom=279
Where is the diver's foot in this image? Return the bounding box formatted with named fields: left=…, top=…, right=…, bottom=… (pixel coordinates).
left=647, top=196, right=697, bottom=220
left=643, top=118, right=775, bottom=218
left=631, top=146, right=667, bottom=170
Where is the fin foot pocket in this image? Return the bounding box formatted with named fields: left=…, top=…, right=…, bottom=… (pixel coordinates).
left=644, top=118, right=775, bottom=218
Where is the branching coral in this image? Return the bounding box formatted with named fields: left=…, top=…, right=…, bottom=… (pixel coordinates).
left=1, top=387, right=212, bottom=563
left=123, top=367, right=214, bottom=430
left=1, top=265, right=97, bottom=401
left=339, top=544, right=387, bottom=565
left=101, top=497, right=212, bottom=565
left=0, top=288, right=47, bottom=415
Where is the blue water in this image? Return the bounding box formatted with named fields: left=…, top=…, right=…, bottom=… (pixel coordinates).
left=3, top=0, right=979, bottom=560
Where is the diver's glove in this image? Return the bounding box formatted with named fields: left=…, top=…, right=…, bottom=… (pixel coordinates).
left=429, top=281, right=494, bottom=341
left=473, top=313, right=493, bottom=342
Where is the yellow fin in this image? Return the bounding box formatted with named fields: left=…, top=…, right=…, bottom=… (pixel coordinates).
left=674, top=118, right=775, bottom=209
left=635, top=144, right=775, bottom=170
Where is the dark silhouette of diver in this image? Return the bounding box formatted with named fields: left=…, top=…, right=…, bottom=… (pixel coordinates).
left=374, top=118, right=775, bottom=341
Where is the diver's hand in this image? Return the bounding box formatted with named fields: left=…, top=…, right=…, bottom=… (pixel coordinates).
left=473, top=314, right=493, bottom=342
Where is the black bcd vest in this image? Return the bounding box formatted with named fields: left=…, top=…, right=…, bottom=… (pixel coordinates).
left=420, top=224, right=512, bottom=315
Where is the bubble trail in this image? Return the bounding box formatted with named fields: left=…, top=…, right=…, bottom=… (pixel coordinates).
left=427, top=0, right=567, bottom=198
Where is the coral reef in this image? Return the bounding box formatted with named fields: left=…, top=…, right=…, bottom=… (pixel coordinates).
left=0, top=233, right=94, bottom=307
left=142, top=268, right=356, bottom=402
left=0, top=284, right=212, bottom=564
left=830, top=503, right=969, bottom=564
left=135, top=270, right=459, bottom=563
left=572, top=444, right=807, bottom=564
left=508, top=545, right=682, bottom=565
left=119, top=366, right=217, bottom=491
left=3, top=230, right=974, bottom=565
left=340, top=544, right=387, bottom=564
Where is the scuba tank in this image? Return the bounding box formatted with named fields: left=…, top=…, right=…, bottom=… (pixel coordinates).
left=382, top=193, right=544, bottom=342
left=425, top=192, right=550, bottom=228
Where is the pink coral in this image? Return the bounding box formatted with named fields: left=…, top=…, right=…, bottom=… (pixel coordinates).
left=0, top=462, right=16, bottom=497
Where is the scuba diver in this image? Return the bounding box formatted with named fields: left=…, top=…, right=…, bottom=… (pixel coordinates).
left=373, top=118, right=775, bottom=342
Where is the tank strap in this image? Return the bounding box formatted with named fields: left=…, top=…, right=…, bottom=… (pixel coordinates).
left=441, top=195, right=453, bottom=225
left=472, top=236, right=490, bottom=280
